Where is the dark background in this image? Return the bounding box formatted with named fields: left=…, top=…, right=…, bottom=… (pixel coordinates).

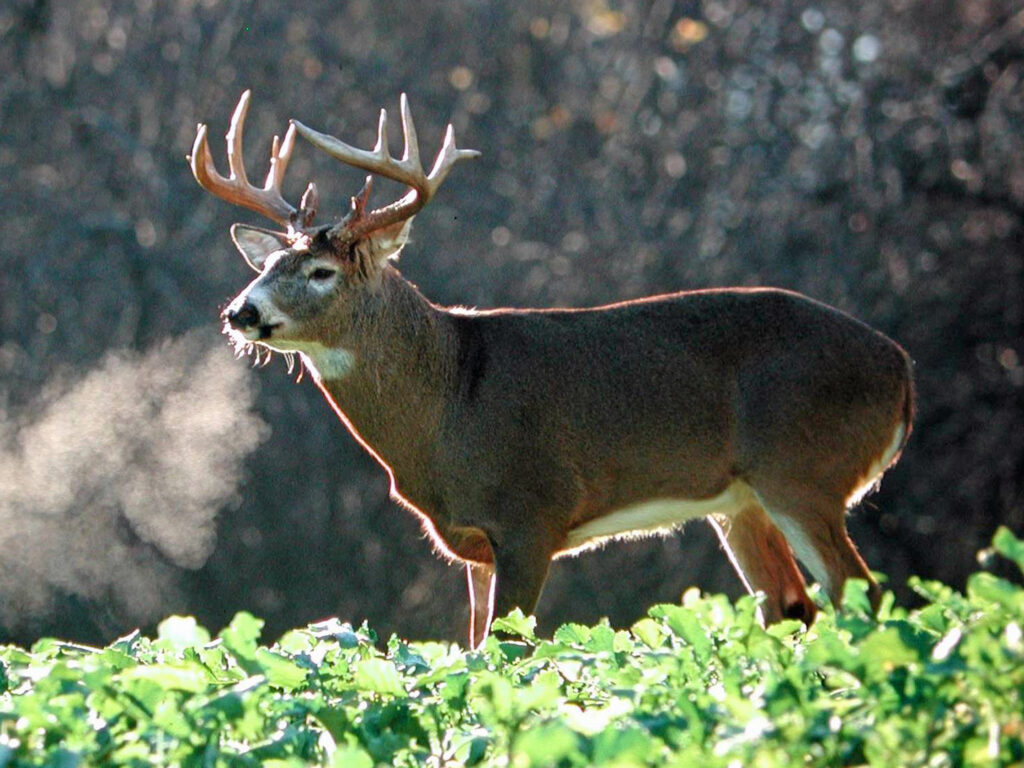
left=1, top=0, right=1021, bottom=646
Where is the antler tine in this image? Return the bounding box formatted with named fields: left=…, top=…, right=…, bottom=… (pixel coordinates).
left=374, top=108, right=391, bottom=161
left=398, top=93, right=422, bottom=173
left=189, top=90, right=299, bottom=228
left=266, top=123, right=297, bottom=194
left=291, top=93, right=480, bottom=243
left=225, top=91, right=251, bottom=186
left=428, top=123, right=482, bottom=192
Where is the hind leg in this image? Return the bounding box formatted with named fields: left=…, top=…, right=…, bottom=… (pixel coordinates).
left=753, top=485, right=882, bottom=613
left=710, top=502, right=817, bottom=625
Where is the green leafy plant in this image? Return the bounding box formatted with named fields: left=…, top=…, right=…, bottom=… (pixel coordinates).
left=2, top=528, right=1023, bottom=766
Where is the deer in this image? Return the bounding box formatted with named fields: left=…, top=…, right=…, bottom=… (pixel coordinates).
left=190, top=91, right=914, bottom=648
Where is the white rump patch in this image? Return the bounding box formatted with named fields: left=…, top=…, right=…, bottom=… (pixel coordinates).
left=563, top=481, right=758, bottom=554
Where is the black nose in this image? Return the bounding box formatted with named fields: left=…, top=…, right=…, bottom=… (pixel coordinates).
left=225, top=301, right=260, bottom=330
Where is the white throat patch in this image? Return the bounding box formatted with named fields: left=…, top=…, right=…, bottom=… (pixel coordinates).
left=284, top=343, right=356, bottom=382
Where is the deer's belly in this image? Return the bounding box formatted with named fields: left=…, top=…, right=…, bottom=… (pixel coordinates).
left=560, top=480, right=757, bottom=555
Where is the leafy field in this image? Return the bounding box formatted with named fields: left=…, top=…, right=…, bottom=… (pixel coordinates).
left=2, top=529, right=1023, bottom=767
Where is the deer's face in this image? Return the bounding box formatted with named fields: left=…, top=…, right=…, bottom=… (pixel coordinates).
left=221, top=221, right=409, bottom=364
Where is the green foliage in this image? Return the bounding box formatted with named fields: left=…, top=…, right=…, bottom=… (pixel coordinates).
left=2, top=529, right=1024, bottom=766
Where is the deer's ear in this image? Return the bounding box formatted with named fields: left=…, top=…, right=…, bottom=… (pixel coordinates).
left=351, top=219, right=413, bottom=276
left=373, top=218, right=413, bottom=260
left=231, top=224, right=291, bottom=272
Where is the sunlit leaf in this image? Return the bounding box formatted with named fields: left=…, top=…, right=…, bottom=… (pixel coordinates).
left=967, top=572, right=1022, bottom=610
left=515, top=721, right=581, bottom=764
left=858, top=626, right=922, bottom=677
left=632, top=618, right=666, bottom=649
left=491, top=609, right=537, bottom=640
left=992, top=526, right=1024, bottom=573
left=553, top=623, right=591, bottom=646
left=219, top=612, right=265, bottom=661
left=331, top=744, right=374, bottom=768
left=354, top=658, right=406, bottom=697
left=118, top=663, right=210, bottom=693
left=155, top=616, right=211, bottom=652
left=277, top=630, right=315, bottom=655
left=652, top=605, right=713, bottom=662
left=255, top=649, right=309, bottom=690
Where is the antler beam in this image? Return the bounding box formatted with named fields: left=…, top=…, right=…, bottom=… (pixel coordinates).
left=190, top=90, right=300, bottom=228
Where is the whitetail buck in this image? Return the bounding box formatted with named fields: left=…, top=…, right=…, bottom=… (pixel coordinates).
left=190, top=92, right=913, bottom=647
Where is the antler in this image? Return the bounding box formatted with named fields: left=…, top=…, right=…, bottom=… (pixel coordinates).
left=291, top=93, right=480, bottom=245
left=190, top=90, right=308, bottom=229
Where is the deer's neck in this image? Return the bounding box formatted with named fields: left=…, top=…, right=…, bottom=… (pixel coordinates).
left=308, top=268, right=455, bottom=506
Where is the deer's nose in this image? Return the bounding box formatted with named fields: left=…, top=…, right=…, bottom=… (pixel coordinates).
left=225, top=301, right=260, bottom=330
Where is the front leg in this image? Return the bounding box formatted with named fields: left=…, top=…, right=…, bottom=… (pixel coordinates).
left=489, top=530, right=555, bottom=631
left=466, top=562, right=494, bottom=649
left=446, top=468, right=569, bottom=643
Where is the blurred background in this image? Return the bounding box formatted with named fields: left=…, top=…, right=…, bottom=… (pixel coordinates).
left=1, top=0, right=1022, bottom=646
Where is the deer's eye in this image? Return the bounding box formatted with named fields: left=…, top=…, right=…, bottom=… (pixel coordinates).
left=309, top=267, right=337, bottom=281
